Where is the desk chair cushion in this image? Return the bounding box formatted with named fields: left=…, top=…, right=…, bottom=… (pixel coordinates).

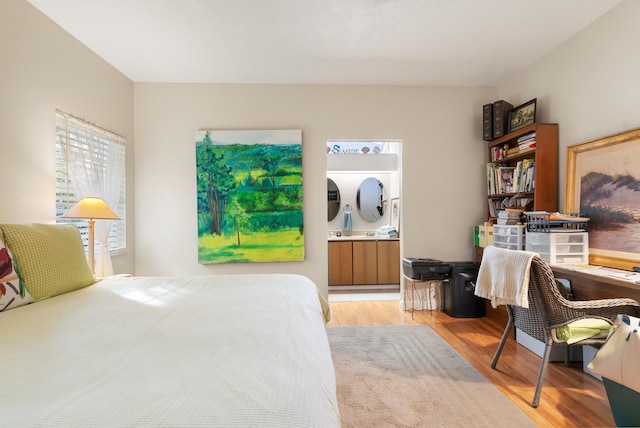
left=556, top=318, right=612, bottom=344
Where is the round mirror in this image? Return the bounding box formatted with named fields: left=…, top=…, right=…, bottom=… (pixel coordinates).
left=357, top=177, right=384, bottom=222
left=327, top=178, right=341, bottom=221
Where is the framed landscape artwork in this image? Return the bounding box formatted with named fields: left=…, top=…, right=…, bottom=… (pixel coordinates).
left=565, top=127, right=640, bottom=270
left=195, top=129, right=304, bottom=263
left=508, top=98, right=537, bottom=133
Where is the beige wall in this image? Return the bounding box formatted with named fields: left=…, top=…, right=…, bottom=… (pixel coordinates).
left=497, top=0, right=640, bottom=208
left=12, top=0, right=637, bottom=296
left=0, top=0, right=135, bottom=274
left=134, top=84, right=494, bottom=294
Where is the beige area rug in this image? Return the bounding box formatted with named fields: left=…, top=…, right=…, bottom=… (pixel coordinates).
left=328, top=325, right=536, bottom=428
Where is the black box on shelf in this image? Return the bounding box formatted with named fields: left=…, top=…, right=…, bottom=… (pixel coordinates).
left=492, top=100, right=513, bottom=139
left=482, top=103, right=494, bottom=141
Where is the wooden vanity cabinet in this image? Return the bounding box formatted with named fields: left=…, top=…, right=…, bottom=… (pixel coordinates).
left=328, top=241, right=353, bottom=285
left=377, top=240, right=400, bottom=284
left=352, top=241, right=378, bottom=285
left=328, top=239, right=400, bottom=286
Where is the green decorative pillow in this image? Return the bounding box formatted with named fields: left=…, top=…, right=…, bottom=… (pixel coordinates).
left=0, top=233, right=33, bottom=311
left=0, top=223, right=96, bottom=301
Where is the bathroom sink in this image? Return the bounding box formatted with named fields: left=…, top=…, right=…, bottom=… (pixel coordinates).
left=328, top=231, right=393, bottom=240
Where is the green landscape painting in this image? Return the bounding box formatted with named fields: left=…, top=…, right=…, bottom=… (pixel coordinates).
left=196, top=130, right=304, bottom=263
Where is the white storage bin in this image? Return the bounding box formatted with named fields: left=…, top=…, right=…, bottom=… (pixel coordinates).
left=494, top=225, right=523, bottom=235
left=493, top=225, right=526, bottom=250
left=525, top=231, right=589, bottom=265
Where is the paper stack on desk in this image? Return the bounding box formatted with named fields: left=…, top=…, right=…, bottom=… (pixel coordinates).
left=570, top=265, right=640, bottom=283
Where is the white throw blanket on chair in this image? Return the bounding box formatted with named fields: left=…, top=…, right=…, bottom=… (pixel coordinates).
left=475, top=246, right=537, bottom=308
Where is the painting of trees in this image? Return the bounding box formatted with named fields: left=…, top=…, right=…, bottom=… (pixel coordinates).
left=195, top=130, right=304, bottom=263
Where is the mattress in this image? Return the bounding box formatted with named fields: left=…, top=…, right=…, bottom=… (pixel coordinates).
left=0, top=274, right=340, bottom=427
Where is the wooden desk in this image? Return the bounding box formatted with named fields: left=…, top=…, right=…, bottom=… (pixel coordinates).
left=551, top=265, right=640, bottom=303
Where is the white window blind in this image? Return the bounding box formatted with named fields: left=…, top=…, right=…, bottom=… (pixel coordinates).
left=55, top=109, right=126, bottom=258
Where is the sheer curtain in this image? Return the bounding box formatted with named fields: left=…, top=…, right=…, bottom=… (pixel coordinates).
left=56, top=110, right=126, bottom=277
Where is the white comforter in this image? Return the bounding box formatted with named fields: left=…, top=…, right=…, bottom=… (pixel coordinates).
left=0, top=274, right=340, bottom=427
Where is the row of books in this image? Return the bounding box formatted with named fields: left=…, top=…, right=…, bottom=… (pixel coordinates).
left=496, top=209, right=522, bottom=225
left=518, top=131, right=536, bottom=144
left=490, top=144, right=510, bottom=162
left=489, top=131, right=537, bottom=162
left=487, top=197, right=533, bottom=218
left=516, top=131, right=536, bottom=151
left=486, top=160, right=535, bottom=195
left=486, top=164, right=502, bottom=195
left=487, top=199, right=502, bottom=218
left=512, top=158, right=535, bottom=192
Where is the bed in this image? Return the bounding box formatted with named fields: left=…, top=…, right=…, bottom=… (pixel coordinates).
left=0, top=223, right=340, bottom=427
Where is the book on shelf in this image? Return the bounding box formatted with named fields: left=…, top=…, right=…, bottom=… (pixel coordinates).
left=491, top=139, right=536, bottom=162
left=486, top=163, right=501, bottom=195
left=518, top=139, right=536, bottom=150
left=513, top=159, right=535, bottom=192
left=496, top=218, right=520, bottom=225
left=488, top=198, right=502, bottom=218
left=517, top=132, right=536, bottom=143
left=505, top=206, right=525, bottom=213
left=497, top=166, right=516, bottom=194
left=517, top=147, right=536, bottom=156
left=497, top=209, right=522, bottom=225
left=490, top=144, right=511, bottom=161
left=498, top=210, right=521, bottom=218
left=488, top=195, right=526, bottom=218
left=526, top=163, right=535, bottom=191
left=512, top=197, right=533, bottom=209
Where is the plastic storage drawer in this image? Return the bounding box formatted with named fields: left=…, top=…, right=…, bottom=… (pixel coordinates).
left=492, top=225, right=525, bottom=250
left=525, top=231, right=588, bottom=265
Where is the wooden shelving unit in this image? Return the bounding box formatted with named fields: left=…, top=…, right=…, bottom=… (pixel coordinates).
left=486, top=123, right=558, bottom=221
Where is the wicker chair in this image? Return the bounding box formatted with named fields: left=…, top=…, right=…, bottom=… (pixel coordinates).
left=490, top=255, right=640, bottom=408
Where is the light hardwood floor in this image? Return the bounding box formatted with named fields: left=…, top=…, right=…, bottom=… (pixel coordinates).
left=327, top=299, right=615, bottom=428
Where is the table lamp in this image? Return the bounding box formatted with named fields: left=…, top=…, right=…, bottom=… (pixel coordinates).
left=61, top=197, right=120, bottom=273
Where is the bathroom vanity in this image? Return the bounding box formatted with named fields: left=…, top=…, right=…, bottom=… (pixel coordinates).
left=328, top=236, right=400, bottom=286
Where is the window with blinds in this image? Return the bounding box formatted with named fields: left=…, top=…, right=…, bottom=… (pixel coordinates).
left=55, top=109, right=126, bottom=255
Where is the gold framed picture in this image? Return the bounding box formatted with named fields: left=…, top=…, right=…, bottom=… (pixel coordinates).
left=565, top=127, right=640, bottom=270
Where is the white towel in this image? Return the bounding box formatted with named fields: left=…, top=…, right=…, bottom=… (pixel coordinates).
left=475, top=246, right=536, bottom=308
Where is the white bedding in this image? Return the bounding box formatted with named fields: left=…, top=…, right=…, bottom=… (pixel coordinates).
left=0, top=274, right=340, bottom=427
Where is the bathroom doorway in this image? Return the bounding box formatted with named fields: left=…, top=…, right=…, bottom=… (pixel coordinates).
left=326, top=140, right=402, bottom=301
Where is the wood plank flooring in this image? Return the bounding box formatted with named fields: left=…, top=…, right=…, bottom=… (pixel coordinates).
left=327, top=299, right=615, bottom=428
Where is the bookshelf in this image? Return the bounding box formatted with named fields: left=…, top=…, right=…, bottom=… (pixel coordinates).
left=485, top=123, right=558, bottom=220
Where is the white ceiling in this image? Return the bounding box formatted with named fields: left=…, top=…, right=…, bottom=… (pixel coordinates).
left=27, top=0, right=621, bottom=86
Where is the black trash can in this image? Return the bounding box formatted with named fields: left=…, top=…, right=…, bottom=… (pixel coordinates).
left=442, top=262, right=485, bottom=318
